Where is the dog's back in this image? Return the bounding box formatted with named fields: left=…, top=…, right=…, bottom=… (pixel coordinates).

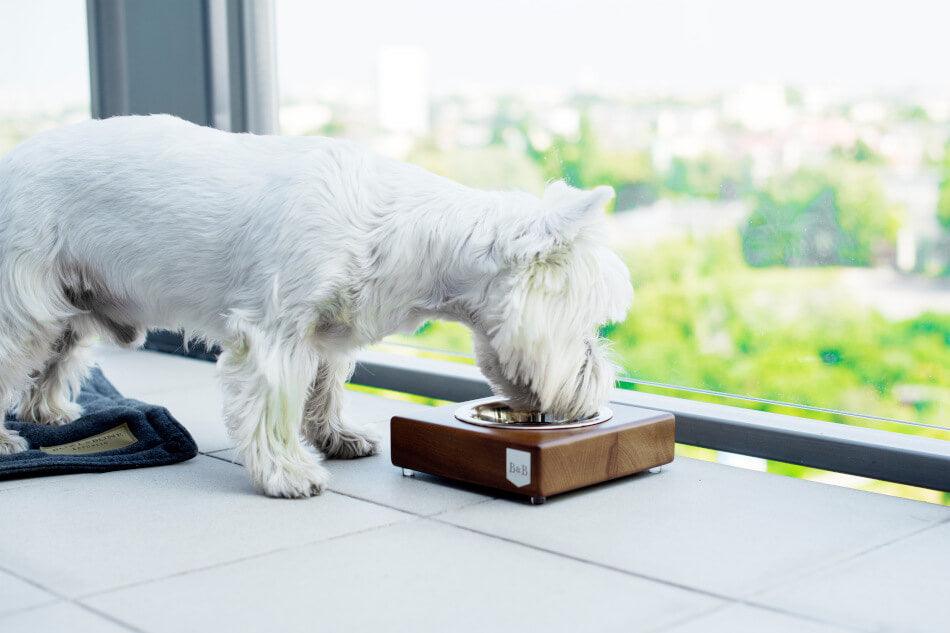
left=0, top=115, right=376, bottom=337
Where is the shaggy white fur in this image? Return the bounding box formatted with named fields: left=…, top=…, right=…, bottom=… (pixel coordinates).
left=0, top=115, right=632, bottom=497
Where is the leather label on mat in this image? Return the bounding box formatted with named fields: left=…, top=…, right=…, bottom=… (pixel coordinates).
left=40, top=422, right=138, bottom=455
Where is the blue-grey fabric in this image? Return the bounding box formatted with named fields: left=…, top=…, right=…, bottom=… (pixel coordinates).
left=2, top=367, right=197, bottom=479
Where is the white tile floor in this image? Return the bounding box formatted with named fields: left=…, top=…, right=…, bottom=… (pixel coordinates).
left=1, top=346, right=947, bottom=633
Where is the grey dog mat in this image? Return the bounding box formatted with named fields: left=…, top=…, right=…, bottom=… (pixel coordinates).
left=1, top=367, right=198, bottom=479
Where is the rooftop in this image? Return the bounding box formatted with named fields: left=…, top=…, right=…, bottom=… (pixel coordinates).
left=1, top=346, right=947, bottom=633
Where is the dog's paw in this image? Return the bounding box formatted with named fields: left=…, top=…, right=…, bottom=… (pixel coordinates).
left=255, top=458, right=330, bottom=499
left=322, top=424, right=381, bottom=460
left=17, top=398, right=83, bottom=426
left=0, top=431, right=30, bottom=455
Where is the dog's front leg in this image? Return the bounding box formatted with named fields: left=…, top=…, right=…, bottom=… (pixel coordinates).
left=218, top=334, right=328, bottom=498
left=302, top=354, right=380, bottom=459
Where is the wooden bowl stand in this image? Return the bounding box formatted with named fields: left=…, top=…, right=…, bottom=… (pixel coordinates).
left=391, top=402, right=675, bottom=504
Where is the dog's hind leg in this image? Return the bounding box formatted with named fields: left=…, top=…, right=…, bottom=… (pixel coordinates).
left=0, top=318, right=70, bottom=452
left=218, top=332, right=328, bottom=498
left=0, top=252, right=84, bottom=447
left=19, top=269, right=144, bottom=424
left=16, top=322, right=93, bottom=426
left=301, top=354, right=380, bottom=459
left=0, top=340, right=34, bottom=454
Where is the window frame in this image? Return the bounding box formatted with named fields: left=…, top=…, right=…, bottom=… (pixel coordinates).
left=86, top=0, right=277, bottom=133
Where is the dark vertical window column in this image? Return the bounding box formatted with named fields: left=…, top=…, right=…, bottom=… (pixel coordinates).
left=85, top=0, right=277, bottom=359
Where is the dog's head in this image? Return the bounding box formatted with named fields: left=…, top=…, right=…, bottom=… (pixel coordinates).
left=463, top=181, right=633, bottom=419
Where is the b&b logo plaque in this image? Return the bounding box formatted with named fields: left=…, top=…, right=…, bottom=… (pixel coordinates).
left=505, top=448, right=531, bottom=487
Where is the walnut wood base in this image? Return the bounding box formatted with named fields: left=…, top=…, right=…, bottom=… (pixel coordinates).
left=390, top=402, right=675, bottom=502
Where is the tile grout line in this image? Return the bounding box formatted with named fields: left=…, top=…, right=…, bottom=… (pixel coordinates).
left=3, top=431, right=424, bottom=609
left=0, top=599, right=62, bottom=622
left=0, top=563, right=68, bottom=601
left=197, top=450, right=435, bottom=515
left=427, top=517, right=739, bottom=602
left=74, top=516, right=420, bottom=602
left=0, top=564, right=143, bottom=632
left=744, top=516, right=950, bottom=605
left=199, top=449, right=500, bottom=517
left=185, top=450, right=946, bottom=630
left=648, top=598, right=870, bottom=633
left=729, top=518, right=950, bottom=633
left=642, top=602, right=734, bottom=633
left=73, top=602, right=148, bottom=633
left=427, top=495, right=497, bottom=517
left=200, top=450, right=238, bottom=465
left=428, top=517, right=871, bottom=633
left=325, top=486, right=432, bottom=516
left=327, top=486, right=494, bottom=517
left=69, top=484, right=493, bottom=604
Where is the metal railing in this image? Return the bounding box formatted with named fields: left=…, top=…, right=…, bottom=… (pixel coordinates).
left=350, top=349, right=950, bottom=492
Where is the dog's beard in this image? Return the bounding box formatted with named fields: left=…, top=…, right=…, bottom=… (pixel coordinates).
left=473, top=333, right=611, bottom=419
left=473, top=334, right=541, bottom=410
left=494, top=358, right=609, bottom=420
left=495, top=377, right=542, bottom=413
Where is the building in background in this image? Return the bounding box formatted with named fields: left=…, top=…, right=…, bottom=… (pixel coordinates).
left=376, top=45, right=429, bottom=157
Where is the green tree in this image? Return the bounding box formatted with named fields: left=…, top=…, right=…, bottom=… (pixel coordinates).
left=534, top=112, right=598, bottom=188
left=409, top=145, right=546, bottom=193
left=662, top=154, right=750, bottom=200
left=525, top=111, right=659, bottom=208
left=939, top=180, right=950, bottom=230
left=832, top=139, right=883, bottom=164
left=938, top=144, right=950, bottom=230
left=742, top=164, right=901, bottom=267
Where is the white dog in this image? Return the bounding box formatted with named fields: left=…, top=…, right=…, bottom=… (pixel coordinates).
left=0, top=115, right=632, bottom=497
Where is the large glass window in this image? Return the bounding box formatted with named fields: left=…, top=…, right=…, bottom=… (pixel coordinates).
left=0, top=0, right=90, bottom=156
left=277, top=0, right=950, bottom=440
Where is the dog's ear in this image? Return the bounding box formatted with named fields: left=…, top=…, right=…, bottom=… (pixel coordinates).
left=504, top=181, right=614, bottom=262
left=538, top=181, right=614, bottom=244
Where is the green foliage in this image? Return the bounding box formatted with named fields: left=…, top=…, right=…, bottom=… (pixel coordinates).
left=390, top=320, right=474, bottom=357
left=939, top=180, right=950, bottom=230
left=401, top=234, right=949, bottom=435
left=897, top=104, right=929, bottom=122
left=534, top=113, right=605, bottom=189
left=852, top=139, right=882, bottom=163
left=408, top=145, right=546, bottom=193
left=833, top=139, right=883, bottom=164
left=742, top=164, right=901, bottom=267
left=525, top=110, right=749, bottom=208
left=938, top=144, right=950, bottom=231
left=396, top=117, right=946, bottom=446
left=520, top=111, right=659, bottom=208
left=611, top=234, right=949, bottom=433
left=662, top=154, right=750, bottom=200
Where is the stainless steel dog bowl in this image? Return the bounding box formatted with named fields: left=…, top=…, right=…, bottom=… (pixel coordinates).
left=454, top=397, right=612, bottom=430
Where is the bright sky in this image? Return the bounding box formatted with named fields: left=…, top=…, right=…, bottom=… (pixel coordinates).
left=1, top=0, right=949, bottom=101
left=276, top=0, right=950, bottom=95
left=0, top=0, right=89, bottom=98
